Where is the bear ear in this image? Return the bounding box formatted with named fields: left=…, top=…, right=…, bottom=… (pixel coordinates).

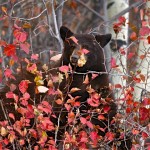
left=60, top=26, right=74, bottom=41
left=95, top=34, right=112, bottom=48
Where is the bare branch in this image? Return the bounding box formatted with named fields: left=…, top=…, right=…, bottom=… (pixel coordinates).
left=76, top=0, right=106, bottom=21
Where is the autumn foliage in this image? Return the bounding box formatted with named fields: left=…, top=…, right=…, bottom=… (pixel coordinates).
left=0, top=1, right=150, bottom=150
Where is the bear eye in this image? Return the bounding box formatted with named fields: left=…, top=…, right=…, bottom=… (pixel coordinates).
left=82, top=44, right=89, bottom=49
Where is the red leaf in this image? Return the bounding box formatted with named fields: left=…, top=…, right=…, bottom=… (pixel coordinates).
left=103, top=105, right=110, bottom=113
left=111, top=57, right=117, bottom=68
left=92, top=74, right=98, bottom=80
left=147, top=36, right=150, bottom=44
left=6, top=91, right=14, bottom=99
left=81, top=48, right=89, bottom=54
left=140, top=54, right=146, bottom=59
left=26, top=63, right=37, bottom=73
left=70, top=36, right=78, bottom=44
left=14, top=29, right=27, bottom=42
left=19, top=80, right=30, bottom=94
left=90, top=131, right=98, bottom=145
left=87, top=97, right=100, bottom=107
left=113, top=23, right=122, bottom=34
left=105, top=132, right=115, bottom=141
left=98, top=114, right=105, bottom=120
left=80, top=117, right=87, bottom=125
left=119, top=48, right=126, bottom=55
left=4, top=69, right=15, bottom=80
left=20, top=43, right=30, bottom=54
left=140, top=26, right=150, bottom=36
left=4, top=44, right=16, bottom=56
left=127, top=52, right=135, bottom=59
left=115, top=84, right=122, bottom=89
left=23, top=92, right=30, bottom=100
left=139, top=107, right=149, bottom=121
left=55, top=99, right=63, bottom=105
left=0, top=40, right=7, bottom=46
left=118, top=16, right=126, bottom=25
left=132, top=128, right=139, bottom=135
left=126, top=107, right=131, bottom=113
left=9, top=113, right=15, bottom=121
left=86, top=121, right=93, bottom=129
left=142, top=132, right=148, bottom=139
left=25, top=104, right=34, bottom=119
left=130, top=32, right=137, bottom=41
left=59, top=65, right=69, bottom=73
left=31, top=54, right=39, bottom=60
left=29, top=129, right=37, bottom=139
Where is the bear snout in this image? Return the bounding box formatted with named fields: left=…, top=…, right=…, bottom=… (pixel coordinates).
left=70, top=54, right=79, bottom=65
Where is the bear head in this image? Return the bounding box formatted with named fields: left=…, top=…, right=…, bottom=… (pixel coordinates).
left=60, top=26, right=111, bottom=73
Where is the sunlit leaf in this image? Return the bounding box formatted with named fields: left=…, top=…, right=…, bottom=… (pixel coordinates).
left=50, top=54, right=62, bottom=62
left=37, top=86, right=49, bottom=93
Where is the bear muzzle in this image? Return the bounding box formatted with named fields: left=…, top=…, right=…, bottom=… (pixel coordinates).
left=70, top=54, right=79, bottom=65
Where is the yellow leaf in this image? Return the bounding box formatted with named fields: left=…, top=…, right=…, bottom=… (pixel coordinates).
left=23, top=23, right=32, bottom=29
left=8, top=133, right=15, bottom=143
left=77, top=54, right=87, bottom=67
left=2, top=6, right=7, bottom=14
left=1, top=127, right=7, bottom=136
left=9, top=59, right=15, bottom=66
left=34, top=76, right=44, bottom=86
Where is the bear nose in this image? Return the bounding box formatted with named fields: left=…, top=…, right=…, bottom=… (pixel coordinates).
left=70, top=55, right=79, bottom=64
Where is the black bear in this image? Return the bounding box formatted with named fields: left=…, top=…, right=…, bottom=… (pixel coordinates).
left=52, top=26, right=132, bottom=149
left=0, top=26, right=132, bottom=150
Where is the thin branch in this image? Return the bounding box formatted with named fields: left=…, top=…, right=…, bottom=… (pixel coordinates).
left=51, top=0, right=63, bottom=52
left=12, top=8, right=47, bottom=21
left=76, top=0, right=106, bottom=21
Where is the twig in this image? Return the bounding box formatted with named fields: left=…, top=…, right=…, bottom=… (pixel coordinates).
left=12, top=8, right=47, bottom=21
left=51, top=0, right=63, bottom=52
left=76, top=0, right=106, bottom=21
